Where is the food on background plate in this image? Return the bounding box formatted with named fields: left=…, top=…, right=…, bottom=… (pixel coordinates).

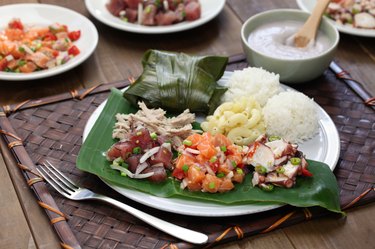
left=221, top=67, right=281, bottom=106
left=123, top=49, right=228, bottom=114
left=0, top=18, right=81, bottom=73
left=326, top=0, right=375, bottom=29
left=106, top=0, right=201, bottom=26
left=263, top=90, right=319, bottom=143
left=201, top=96, right=266, bottom=146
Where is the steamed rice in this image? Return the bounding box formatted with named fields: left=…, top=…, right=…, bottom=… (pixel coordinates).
left=263, top=90, right=319, bottom=143
left=222, top=67, right=281, bottom=106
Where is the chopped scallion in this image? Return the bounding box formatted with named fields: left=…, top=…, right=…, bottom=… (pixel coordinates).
left=132, top=147, right=141, bottom=154
left=209, top=156, right=217, bottom=163
left=183, top=139, right=192, bottom=146
left=182, top=164, right=189, bottom=172
left=208, top=182, right=216, bottom=189
left=255, top=165, right=267, bottom=174
left=290, top=157, right=301, bottom=165
left=150, top=132, right=157, bottom=140
left=220, top=146, right=227, bottom=152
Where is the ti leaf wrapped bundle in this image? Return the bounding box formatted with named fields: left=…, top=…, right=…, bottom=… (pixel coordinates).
left=123, top=50, right=228, bottom=114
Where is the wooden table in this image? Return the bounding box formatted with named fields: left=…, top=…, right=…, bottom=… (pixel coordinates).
left=0, top=1, right=374, bottom=248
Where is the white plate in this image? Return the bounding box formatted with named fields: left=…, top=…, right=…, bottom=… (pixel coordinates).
left=0, top=4, right=98, bottom=81
left=83, top=71, right=340, bottom=217
left=296, top=0, right=375, bottom=37
left=85, top=0, right=225, bottom=34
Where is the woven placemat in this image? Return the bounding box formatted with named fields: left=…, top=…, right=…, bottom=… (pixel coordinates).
left=1, top=55, right=374, bottom=249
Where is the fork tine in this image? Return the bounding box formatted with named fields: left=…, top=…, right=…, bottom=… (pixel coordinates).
left=37, top=167, right=72, bottom=196
left=44, top=161, right=78, bottom=190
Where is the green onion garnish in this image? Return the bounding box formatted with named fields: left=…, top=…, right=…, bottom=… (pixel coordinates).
left=236, top=168, right=243, bottom=174
left=255, top=165, right=267, bottom=174
left=132, top=147, right=141, bottom=154
left=150, top=132, right=157, bottom=140
left=208, top=182, right=216, bottom=189
left=260, top=184, right=274, bottom=192
left=120, top=172, right=127, bottom=177
left=220, top=146, right=227, bottom=152
left=290, top=157, right=301, bottom=165
left=183, top=140, right=192, bottom=146
left=209, top=156, right=217, bottom=163
left=216, top=172, right=225, bottom=178
left=268, top=135, right=281, bottom=142
left=276, top=167, right=285, bottom=174
left=182, top=164, right=189, bottom=172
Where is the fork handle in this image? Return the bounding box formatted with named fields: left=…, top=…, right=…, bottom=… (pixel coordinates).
left=92, top=195, right=208, bottom=244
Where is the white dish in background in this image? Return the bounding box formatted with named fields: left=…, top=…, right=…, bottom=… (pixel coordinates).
left=85, top=0, right=226, bottom=34
left=297, top=0, right=375, bottom=37
left=83, top=72, right=340, bottom=217
left=0, top=4, right=98, bottom=81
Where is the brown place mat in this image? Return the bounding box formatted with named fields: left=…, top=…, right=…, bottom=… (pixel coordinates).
left=1, top=55, right=374, bottom=249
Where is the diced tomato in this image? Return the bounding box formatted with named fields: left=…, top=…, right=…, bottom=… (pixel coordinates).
left=43, top=32, right=57, bottom=41
left=0, top=58, right=8, bottom=71
left=301, top=167, right=313, bottom=177
left=8, top=18, right=24, bottom=30
left=173, top=166, right=188, bottom=180
left=68, top=30, right=81, bottom=41
left=68, top=45, right=80, bottom=56
left=209, top=161, right=220, bottom=173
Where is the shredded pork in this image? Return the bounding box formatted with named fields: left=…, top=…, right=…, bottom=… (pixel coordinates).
left=113, top=102, right=198, bottom=148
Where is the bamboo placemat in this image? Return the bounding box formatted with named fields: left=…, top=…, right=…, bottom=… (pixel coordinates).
left=0, top=55, right=374, bottom=249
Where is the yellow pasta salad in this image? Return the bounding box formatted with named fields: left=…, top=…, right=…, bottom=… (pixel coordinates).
left=201, top=97, right=265, bottom=146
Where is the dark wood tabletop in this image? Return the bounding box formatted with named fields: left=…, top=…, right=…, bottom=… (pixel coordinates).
left=0, top=0, right=374, bottom=249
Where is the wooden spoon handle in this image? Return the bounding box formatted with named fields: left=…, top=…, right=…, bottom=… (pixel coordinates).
left=294, top=0, right=331, bottom=47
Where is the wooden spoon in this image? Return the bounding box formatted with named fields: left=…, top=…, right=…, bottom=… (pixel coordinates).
left=294, top=0, right=331, bottom=48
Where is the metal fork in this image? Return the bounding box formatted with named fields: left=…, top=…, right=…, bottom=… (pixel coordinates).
left=36, top=161, right=208, bottom=244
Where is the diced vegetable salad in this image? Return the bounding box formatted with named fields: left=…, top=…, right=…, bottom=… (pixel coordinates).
left=0, top=18, right=81, bottom=73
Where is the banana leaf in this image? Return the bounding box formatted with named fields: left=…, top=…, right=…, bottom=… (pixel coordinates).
left=123, top=50, right=228, bottom=114
left=77, top=88, right=343, bottom=214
